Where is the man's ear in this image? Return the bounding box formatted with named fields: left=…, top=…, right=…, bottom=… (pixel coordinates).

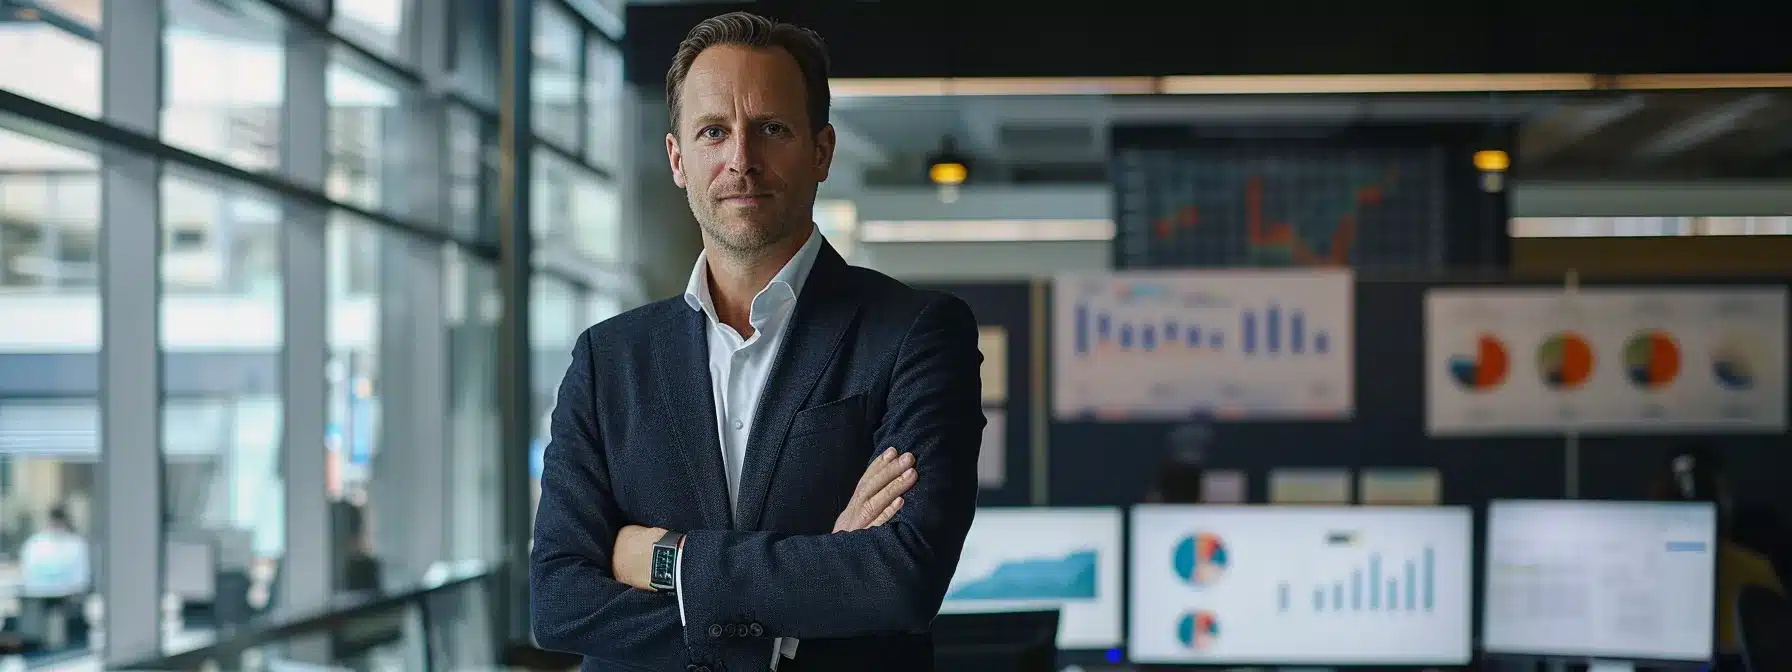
left=666, top=133, right=686, bottom=188
left=813, top=124, right=837, bottom=182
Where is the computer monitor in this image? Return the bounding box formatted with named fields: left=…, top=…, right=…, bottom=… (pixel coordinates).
left=932, top=610, right=1061, bottom=672
left=1481, top=499, right=1717, bottom=668
left=1128, top=505, right=1474, bottom=666
left=938, top=507, right=1123, bottom=651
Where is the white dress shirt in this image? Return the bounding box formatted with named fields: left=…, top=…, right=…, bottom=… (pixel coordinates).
left=675, top=226, right=824, bottom=667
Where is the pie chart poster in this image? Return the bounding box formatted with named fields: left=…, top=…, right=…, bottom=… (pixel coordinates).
left=1424, top=287, right=1788, bottom=435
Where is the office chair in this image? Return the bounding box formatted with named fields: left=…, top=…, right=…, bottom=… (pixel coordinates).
left=1735, top=584, right=1792, bottom=672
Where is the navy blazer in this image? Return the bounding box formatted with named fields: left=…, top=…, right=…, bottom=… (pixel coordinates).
left=530, top=242, right=985, bottom=671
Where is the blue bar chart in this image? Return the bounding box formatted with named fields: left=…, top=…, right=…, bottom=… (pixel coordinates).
left=1071, top=302, right=1332, bottom=358
left=1284, top=548, right=1436, bottom=614
left=1053, top=271, right=1355, bottom=420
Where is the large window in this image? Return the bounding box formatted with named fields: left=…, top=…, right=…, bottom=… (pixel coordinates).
left=0, top=126, right=101, bottom=659
left=0, top=0, right=638, bottom=663
left=158, top=171, right=285, bottom=653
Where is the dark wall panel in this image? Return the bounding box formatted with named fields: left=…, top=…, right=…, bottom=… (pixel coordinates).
left=917, top=281, right=1035, bottom=506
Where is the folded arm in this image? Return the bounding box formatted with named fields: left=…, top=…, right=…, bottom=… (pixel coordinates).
left=674, top=294, right=985, bottom=642
left=529, top=330, right=685, bottom=667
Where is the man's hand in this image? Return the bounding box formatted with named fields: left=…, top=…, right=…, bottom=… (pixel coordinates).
left=612, top=524, right=666, bottom=591
left=834, top=447, right=916, bottom=533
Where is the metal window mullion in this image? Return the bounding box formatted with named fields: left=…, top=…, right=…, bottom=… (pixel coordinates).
left=278, top=20, right=334, bottom=616
left=97, top=0, right=163, bottom=664
left=497, top=0, right=536, bottom=644
left=411, top=0, right=453, bottom=575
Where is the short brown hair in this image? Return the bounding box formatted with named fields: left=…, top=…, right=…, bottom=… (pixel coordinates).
left=664, top=12, right=831, bottom=134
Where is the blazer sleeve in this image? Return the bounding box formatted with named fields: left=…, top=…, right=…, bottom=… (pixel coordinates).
left=675, top=293, right=985, bottom=641
left=530, top=329, right=687, bottom=667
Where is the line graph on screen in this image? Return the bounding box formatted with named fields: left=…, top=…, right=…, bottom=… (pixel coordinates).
left=1150, top=171, right=1398, bottom=267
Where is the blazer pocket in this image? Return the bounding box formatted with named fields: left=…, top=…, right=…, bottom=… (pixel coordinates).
left=788, top=392, right=867, bottom=439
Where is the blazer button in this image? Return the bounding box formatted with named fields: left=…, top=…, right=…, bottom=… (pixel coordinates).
left=707, top=623, right=724, bottom=638
left=732, top=623, right=748, bottom=637
left=748, top=622, right=763, bottom=637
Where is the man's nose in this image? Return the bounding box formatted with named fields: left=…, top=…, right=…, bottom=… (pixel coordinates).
left=725, top=134, right=762, bottom=175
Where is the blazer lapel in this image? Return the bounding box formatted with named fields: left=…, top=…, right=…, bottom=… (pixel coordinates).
left=733, top=245, right=858, bottom=529
left=663, top=307, right=734, bottom=529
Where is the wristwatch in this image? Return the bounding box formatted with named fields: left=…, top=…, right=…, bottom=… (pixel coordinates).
left=650, top=530, right=684, bottom=593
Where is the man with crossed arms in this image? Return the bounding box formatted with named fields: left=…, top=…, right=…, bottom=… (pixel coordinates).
left=529, top=11, right=985, bottom=672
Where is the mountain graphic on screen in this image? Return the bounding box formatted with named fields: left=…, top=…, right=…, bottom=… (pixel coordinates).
left=946, top=549, right=1099, bottom=601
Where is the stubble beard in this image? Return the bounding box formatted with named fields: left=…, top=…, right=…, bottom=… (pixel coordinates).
left=690, top=191, right=800, bottom=263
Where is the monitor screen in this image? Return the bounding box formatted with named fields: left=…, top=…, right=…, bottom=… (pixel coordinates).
left=1482, top=499, right=1717, bottom=663
left=939, top=507, right=1124, bottom=650
left=1129, top=505, right=1474, bottom=666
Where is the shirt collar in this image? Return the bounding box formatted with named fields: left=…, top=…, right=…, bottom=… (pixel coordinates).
left=682, top=225, right=825, bottom=324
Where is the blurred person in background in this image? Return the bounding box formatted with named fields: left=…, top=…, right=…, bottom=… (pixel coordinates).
left=1648, top=444, right=1784, bottom=653
left=17, top=506, right=89, bottom=650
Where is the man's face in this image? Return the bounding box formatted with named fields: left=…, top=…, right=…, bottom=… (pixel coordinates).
left=666, top=44, right=835, bottom=257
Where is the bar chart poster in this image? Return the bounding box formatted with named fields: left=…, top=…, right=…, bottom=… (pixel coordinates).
left=1052, top=270, right=1354, bottom=420
left=940, top=507, right=1125, bottom=649
left=1426, top=287, right=1788, bottom=435
left=1129, top=505, right=1473, bottom=666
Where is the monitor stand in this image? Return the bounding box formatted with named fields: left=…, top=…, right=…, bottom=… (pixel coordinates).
left=1586, top=661, right=1637, bottom=672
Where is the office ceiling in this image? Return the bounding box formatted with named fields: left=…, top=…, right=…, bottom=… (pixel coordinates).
left=828, top=90, right=1792, bottom=185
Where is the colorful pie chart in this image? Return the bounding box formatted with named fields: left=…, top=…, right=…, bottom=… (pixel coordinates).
left=1173, top=533, right=1228, bottom=586
left=1713, top=336, right=1760, bottom=390
left=1623, top=330, right=1681, bottom=389
left=1448, top=334, right=1510, bottom=391
left=1177, top=611, right=1220, bottom=650
left=1537, top=332, right=1595, bottom=390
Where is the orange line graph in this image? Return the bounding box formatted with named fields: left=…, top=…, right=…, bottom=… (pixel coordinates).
left=1149, top=171, right=1397, bottom=267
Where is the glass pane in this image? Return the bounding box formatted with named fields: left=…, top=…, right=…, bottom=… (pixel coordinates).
left=327, top=51, right=410, bottom=214
left=583, top=38, right=623, bottom=170
left=327, top=215, right=382, bottom=595
left=445, top=106, right=489, bottom=243
left=532, top=150, right=619, bottom=261
left=531, top=2, right=581, bottom=149
left=448, top=0, right=499, bottom=108
left=571, top=175, right=620, bottom=261
left=331, top=0, right=407, bottom=63
left=444, top=245, right=500, bottom=565
left=0, top=127, right=100, bottom=660
left=528, top=277, right=580, bottom=525
left=586, top=294, right=621, bottom=326
left=158, top=171, right=284, bottom=654
left=0, top=7, right=101, bottom=118
left=40, top=0, right=103, bottom=29
left=161, top=0, right=284, bottom=172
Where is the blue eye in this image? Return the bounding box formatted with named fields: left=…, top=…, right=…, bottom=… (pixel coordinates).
left=700, top=127, right=724, bottom=139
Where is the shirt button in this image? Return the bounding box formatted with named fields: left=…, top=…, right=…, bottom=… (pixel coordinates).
left=732, top=419, right=744, bottom=430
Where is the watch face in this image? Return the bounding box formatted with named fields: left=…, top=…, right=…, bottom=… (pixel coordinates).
left=651, top=546, right=676, bottom=587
